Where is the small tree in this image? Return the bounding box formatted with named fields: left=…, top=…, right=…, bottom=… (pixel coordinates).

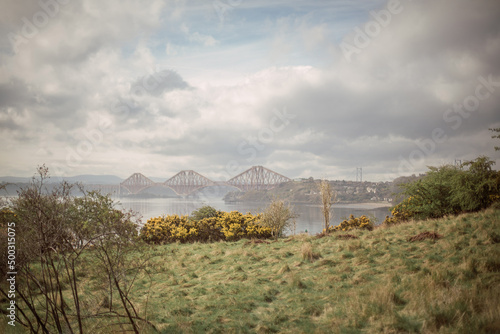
left=260, top=198, right=298, bottom=240
left=451, top=156, right=499, bottom=211
left=318, top=179, right=336, bottom=231
left=0, top=166, right=154, bottom=333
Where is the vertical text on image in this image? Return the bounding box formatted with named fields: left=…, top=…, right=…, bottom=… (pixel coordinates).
left=6, top=221, right=17, bottom=326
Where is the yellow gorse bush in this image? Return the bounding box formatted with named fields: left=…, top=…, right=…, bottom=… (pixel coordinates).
left=383, top=196, right=417, bottom=225
left=140, top=211, right=272, bottom=244
left=323, top=214, right=374, bottom=233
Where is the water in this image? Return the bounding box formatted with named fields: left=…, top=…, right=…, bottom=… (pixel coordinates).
left=115, top=197, right=392, bottom=235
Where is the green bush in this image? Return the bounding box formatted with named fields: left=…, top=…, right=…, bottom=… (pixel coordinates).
left=190, top=205, right=220, bottom=221
left=388, top=156, right=500, bottom=223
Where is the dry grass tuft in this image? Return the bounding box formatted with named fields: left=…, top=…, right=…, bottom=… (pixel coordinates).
left=301, top=242, right=321, bottom=262
left=278, top=264, right=291, bottom=274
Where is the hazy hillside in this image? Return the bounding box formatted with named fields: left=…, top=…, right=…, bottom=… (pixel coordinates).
left=224, top=178, right=396, bottom=204
left=60, top=175, right=123, bottom=184
left=0, top=175, right=124, bottom=197
left=0, top=175, right=123, bottom=185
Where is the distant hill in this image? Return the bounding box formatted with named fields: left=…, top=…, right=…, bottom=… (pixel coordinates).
left=0, top=176, right=32, bottom=183
left=223, top=179, right=396, bottom=204
left=0, top=175, right=123, bottom=185
left=59, top=175, right=123, bottom=184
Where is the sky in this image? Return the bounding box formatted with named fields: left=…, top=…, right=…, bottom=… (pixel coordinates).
left=0, top=0, right=499, bottom=182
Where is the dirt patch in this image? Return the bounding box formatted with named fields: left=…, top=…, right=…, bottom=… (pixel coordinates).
left=336, top=234, right=359, bottom=240
left=315, top=231, right=330, bottom=239
left=408, top=231, right=443, bottom=242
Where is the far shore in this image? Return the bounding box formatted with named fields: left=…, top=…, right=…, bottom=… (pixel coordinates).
left=224, top=200, right=394, bottom=210
left=333, top=202, right=393, bottom=209
left=286, top=201, right=393, bottom=210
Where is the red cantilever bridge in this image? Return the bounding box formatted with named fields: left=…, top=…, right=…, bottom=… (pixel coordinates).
left=119, top=166, right=291, bottom=196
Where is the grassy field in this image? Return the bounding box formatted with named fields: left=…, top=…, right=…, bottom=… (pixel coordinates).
left=127, top=206, right=500, bottom=333
left=3, top=207, right=500, bottom=333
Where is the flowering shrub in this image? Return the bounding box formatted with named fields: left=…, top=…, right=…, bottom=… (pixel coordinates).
left=382, top=196, right=418, bottom=225
left=140, top=211, right=272, bottom=244
left=382, top=215, right=399, bottom=226
left=324, top=214, right=374, bottom=233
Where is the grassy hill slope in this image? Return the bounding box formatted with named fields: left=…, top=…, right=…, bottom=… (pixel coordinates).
left=2, top=207, right=499, bottom=333
left=130, top=206, right=500, bottom=333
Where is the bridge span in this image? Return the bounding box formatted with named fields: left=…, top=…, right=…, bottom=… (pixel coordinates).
left=88, top=166, right=291, bottom=196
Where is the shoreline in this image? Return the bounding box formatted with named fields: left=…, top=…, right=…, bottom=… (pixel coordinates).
left=224, top=200, right=393, bottom=210
left=332, top=202, right=393, bottom=209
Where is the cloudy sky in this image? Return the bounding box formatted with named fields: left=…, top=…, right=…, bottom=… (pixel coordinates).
left=1, top=0, right=499, bottom=182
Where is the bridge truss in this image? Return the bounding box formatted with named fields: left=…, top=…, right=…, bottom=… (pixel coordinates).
left=227, top=166, right=291, bottom=192
left=120, top=173, right=155, bottom=195
left=119, top=166, right=291, bottom=196
left=164, top=170, right=215, bottom=196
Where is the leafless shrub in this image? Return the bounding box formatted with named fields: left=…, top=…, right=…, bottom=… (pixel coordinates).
left=260, top=197, right=298, bottom=240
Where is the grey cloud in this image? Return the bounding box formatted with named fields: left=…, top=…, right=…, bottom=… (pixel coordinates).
left=108, top=71, right=193, bottom=130
left=0, top=79, right=87, bottom=135
left=130, top=70, right=190, bottom=97
left=0, top=79, right=36, bottom=108
left=264, top=83, right=445, bottom=141
left=3, top=0, right=164, bottom=63
left=0, top=116, right=21, bottom=131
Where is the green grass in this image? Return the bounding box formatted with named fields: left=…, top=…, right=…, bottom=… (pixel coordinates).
left=3, top=207, right=500, bottom=333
